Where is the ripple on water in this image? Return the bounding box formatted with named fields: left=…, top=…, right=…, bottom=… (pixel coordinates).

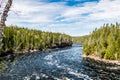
left=23, top=72, right=91, bottom=80
left=23, top=72, right=65, bottom=80
left=1, top=44, right=120, bottom=80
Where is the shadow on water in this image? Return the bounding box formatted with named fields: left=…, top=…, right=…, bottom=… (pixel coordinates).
left=0, top=44, right=120, bottom=80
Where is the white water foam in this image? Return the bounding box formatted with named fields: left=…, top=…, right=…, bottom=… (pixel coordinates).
left=23, top=72, right=64, bottom=80
left=55, top=63, right=92, bottom=80
left=44, top=54, right=53, bottom=60
left=68, top=71, right=92, bottom=80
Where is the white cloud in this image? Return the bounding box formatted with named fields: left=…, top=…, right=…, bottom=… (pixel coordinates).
left=88, top=0, right=120, bottom=20
left=5, top=0, right=120, bottom=36
left=7, top=0, right=69, bottom=24
left=61, top=0, right=120, bottom=21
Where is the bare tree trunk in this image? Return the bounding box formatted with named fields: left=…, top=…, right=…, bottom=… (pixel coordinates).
left=0, top=0, right=13, bottom=46
left=0, top=0, right=4, bottom=8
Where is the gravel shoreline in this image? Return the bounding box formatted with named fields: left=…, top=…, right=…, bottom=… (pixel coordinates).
left=82, top=54, right=120, bottom=66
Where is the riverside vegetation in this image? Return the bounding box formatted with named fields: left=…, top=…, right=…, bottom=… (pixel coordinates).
left=0, top=26, right=72, bottom=70
left=73, top=23, right=120, bottom=60
left=0, top=26, right=72, bottom=54
left=0, top=26, right=72, bottom=69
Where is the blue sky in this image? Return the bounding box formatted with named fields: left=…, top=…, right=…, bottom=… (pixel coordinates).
left=41, top=0, right=99, bottom=6
left=5, top=0, right=120, bottom=36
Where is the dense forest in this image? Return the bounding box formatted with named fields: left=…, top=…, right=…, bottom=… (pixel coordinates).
left=0, top=26, right=72, bottom=54
left=74, top=23, right=120, bottom=60
left=72, top=35, right=89, bottom=44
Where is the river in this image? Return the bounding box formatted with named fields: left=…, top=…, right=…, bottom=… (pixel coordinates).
left=0, top=44, right=120, bottom=80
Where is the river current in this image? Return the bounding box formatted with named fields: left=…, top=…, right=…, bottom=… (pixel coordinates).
left=0, top=44, right=120, bottom=80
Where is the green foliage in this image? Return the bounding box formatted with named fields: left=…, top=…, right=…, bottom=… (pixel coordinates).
left=75, top=23, right=120, bottom=60
left=99, top=50, right=106, bottom=58
left=72, top=35, right=89, bottom=44
left=0, top=26, right=72, bottom=53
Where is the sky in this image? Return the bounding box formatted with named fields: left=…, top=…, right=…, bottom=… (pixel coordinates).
left=3, top=0, right=120, bottom=36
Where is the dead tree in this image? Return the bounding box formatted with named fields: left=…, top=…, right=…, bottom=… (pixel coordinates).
left=0, top=0, right=13, bottom=46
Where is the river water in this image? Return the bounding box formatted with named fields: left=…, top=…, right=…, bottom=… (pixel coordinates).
left=0, top=44, right=120, bottom=80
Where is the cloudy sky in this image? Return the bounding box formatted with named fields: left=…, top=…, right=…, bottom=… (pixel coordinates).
left=4, top=0, right=120, bottom=36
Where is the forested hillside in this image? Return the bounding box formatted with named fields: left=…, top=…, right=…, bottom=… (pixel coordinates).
left=72, top=35, right=89, bottom=44
left=74, top=23, right=120, bottom=60
left=0, top=26, right=72, bottom=54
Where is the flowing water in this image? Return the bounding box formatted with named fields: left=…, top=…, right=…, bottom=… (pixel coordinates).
left=0, top=44, right=120, bottom=80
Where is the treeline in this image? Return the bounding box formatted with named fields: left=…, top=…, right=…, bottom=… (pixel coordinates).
left=75, top=23, right=120, bottom=60
left=0, top=26, right=72, bottom=54
left=72, top=35, right=89, bottom=43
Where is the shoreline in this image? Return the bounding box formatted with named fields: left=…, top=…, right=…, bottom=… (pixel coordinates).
left=0, top=44, right=73, bottom=59
left=82, top=54, right=120, bottom=66
left=0, top=46, right=72, bottom=70
left=0, top=41, right=73, bottom=56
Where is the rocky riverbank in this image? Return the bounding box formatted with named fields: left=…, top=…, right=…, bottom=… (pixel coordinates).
left=83, top=55, right=120, bottom=66
left=82, top=55, right=120, bottom=80
left=83, top=55, right=120, bottom=75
